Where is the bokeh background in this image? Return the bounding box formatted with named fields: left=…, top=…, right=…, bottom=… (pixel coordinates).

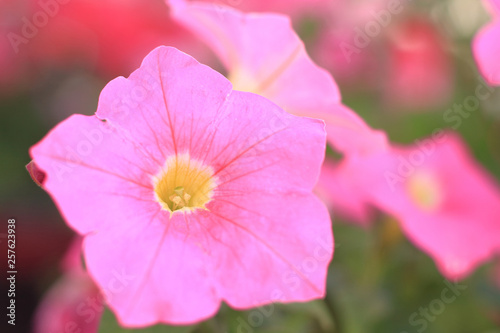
left=1, top=0, right=500, bottom=332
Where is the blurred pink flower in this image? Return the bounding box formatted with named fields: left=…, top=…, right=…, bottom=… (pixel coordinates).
left=30, top=46, right=333, bottom=326
left=311, top=0, right=393, bottom=86
left=494, top=0, right=500, bottom=11
left=473, top=0, right=500, bottom=86
left=34, top=272, right=102, bottom=333
left=196, top=0, right=331, bottom=18
left=313, top=26, right=379, bottom=88
left=60, top=237, right=86, bottom=273
left=34, top=238, right=103, bottom=333
left=7, top=0, right=210, bottom=78
left=185, top=0, right=392, bottom=88
left=316, top=160, right=374, bottom=226
left=168, top=0, right=387, bottom=156
left=350, top=132, right=500, bottom=279
left=313, top=3, right=455, bottom=111
left=383, top=18, right=454, bottom=110
left=0, top=0, right=32, bottom=92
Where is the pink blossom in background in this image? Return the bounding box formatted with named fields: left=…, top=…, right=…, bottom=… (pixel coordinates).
left=349, top=132, right=500, bottom=279
left=189, top=0, right=394, bottom=89
left=473, top=0, right=500, bottom=86
left=168, top=0, right=387, bottom=157
left=493, top=0, right=500, bottom=12
left=196, top=0, right=331, bottom=18
left=310, top=0, right=393, bottom=86
left=313, top=26, right=380, bottom=88
left=0, top=0, right=32, bottom=93
left=312, top=2, right=456, bottom=111
left=60, top=237, right=86, bottom=274
left=0, top=36, right=27, bottom=92
left=34, top=272, right=102, bottom=333
left=8, top=0, right=210, bottom=79
left=483, top=0, right=500, bottom=20
left=316, top=160, right=374, bottom=226
left=30, top=46, right=333, bottom=326
left=34, top=238, right=103, bottom=333
left=383, top=18, right=454, bottom=110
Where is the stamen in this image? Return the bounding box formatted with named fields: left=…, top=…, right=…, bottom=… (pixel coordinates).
left=153, top=154, right=216, bottom=214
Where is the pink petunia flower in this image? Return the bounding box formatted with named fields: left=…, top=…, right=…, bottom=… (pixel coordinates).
left=195, top=0, right=331, bottom=18
left=8, top=0, right=210, bottom=79
left=316, top=160, right=374, bottom=226
left=348, top=132, right=500, bottom=279
left=34, top=238, right=103, bottom=333
left=383, top=17, right=454, bottom=110
left=311, top=0, right=394, bottom=86
left=167, top=0, right=387, bottom=157
left=473, top=0, right=500, bottom=86
left=30, top=46, right=333, bottom=326
left=0, top=0, right=33, bottom=93
left=34, top=271, right=103, bottom=333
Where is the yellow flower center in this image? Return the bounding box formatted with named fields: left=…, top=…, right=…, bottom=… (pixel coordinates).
left=153, top=154, right=216, bottom=214
left=407, top=171, right=443, bottom=212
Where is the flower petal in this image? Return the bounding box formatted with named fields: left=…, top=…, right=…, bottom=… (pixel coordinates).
left=84, top=216, right=219, bottom=326
left=205, top=90, right=327, bottom=193
left=354, top=133, right=500, bottom=279
left=198, top=193, right=333, bottom=307
left=473, top=20, right=500, bottom=86
left=26, top=160, right=46, bottom=187
left=95, top=46, right=233, bottom=163
left=30, top=114, right=160, bottom=234
left=316, top=160, right=373, bottom=225
left=168, top=0, right=340, bottom=103
left=30, top=46, right=332, bottom=325
left=168, top=0, right=387, bottom=156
